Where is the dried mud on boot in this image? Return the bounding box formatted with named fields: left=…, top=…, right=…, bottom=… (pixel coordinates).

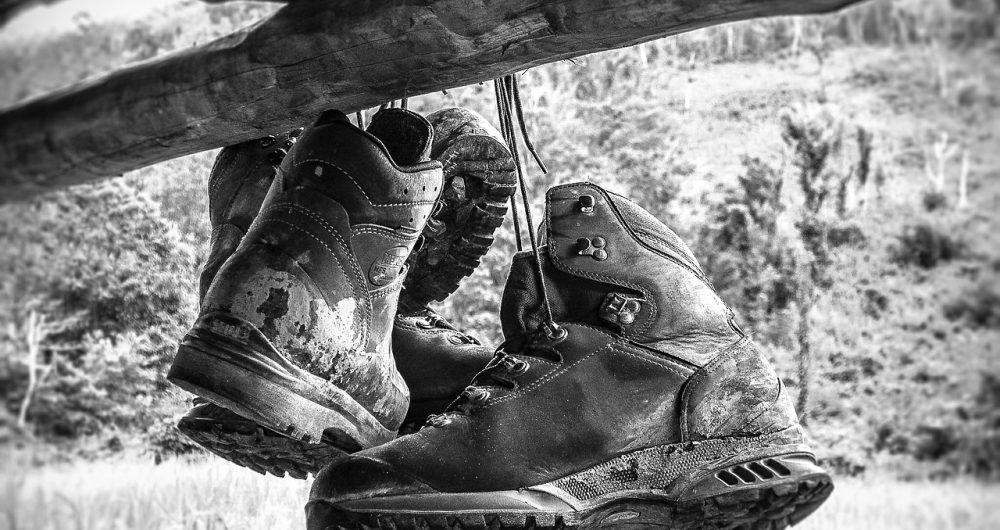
left=169, top=110, right=441, bottom=477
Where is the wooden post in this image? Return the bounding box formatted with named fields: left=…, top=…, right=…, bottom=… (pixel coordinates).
left=0, top=0, right=863, bottom=203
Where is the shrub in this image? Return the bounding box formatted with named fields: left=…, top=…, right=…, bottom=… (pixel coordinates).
left=0, top=179, right=199, bottom=440
left=699, top=156, right=799, bottom=338
left=890, top=223, right=966, bottom=268
left=944, top=282, right=1000, bottom=328
left=922, top=190, right=949, bottom=211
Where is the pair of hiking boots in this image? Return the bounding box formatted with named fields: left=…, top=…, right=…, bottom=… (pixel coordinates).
left=169, top=107, right=832, bottom=530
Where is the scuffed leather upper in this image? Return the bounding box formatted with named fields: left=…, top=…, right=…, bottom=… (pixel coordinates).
left=392, top=311, right=494, bottom=406
left=310, top=182, right=801, bottom=503
left=201, top=112, right=443, bottom=430
left=199, top=132, right=296, bottom=302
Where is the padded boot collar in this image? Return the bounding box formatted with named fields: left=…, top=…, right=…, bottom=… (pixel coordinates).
left=366, top=108, right=434, bottom=165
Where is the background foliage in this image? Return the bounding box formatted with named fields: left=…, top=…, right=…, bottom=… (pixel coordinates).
left=0, top=0, right=997, bottom=480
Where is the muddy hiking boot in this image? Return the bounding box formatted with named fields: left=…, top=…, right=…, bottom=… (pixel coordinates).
left=169, top=108, right=442, bottom=471
left=174, top=107, right=508, bottom=477
left=307, top=182, right=832, bottom=530
left=198, top=129, right=302, bottom=302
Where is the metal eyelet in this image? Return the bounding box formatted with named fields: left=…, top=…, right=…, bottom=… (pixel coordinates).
left=447, top=334, right=465, bottom=345
left=267, top=148, right=287, bottom=165
left=462, top=386, right=490, bottom=404
left=544, top=324, right=568, bottom=342
left=426, top=414, right=451, bottom=428
left=509, top=359, right=529, bottom=375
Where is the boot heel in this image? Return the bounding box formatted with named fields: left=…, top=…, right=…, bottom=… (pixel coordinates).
left=168, top=314, right=396, bottom=452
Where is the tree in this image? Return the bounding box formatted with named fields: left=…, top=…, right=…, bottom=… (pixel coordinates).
left=0, top=179, right=199, bottom=439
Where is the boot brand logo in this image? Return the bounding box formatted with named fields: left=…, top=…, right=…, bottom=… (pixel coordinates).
left=369, top=246, right=408, bottom=286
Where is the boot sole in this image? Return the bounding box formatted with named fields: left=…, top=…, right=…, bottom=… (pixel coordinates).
left=177, top=414, right=341, bottom=478
left=309, top=432, right=832, bottom=529
left=168, top=315, right=397, bottom=455
left=401, top=131, right=517, bottom=307
left=175, top=396, right=452, bottom=478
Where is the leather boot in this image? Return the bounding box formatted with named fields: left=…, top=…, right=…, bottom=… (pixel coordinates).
left=307, top=182, right=832, bottom=530
left=168, top=110, right=442, bottom=468
left=198, top=129, right=300, bottom=302
left=392, top=107, right=516, bottom=430
left=175, top=108, right=504, bottom=477
left=392, top=307, right=493, bottom=432
left=399, top=107, right=517, bottom=306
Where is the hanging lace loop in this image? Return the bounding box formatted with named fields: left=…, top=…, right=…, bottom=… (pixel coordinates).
left=423, top=74, right=569, bottom=432
left=494, top=74, right=563, bottom=340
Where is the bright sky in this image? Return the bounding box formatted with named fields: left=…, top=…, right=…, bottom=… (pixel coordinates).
left=0, top=0, right=180, bottom=44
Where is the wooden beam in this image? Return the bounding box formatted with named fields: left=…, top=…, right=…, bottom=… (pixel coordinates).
left=1, top=0, right=58, bottom=26
left=0, top=0, right=864, bottom=203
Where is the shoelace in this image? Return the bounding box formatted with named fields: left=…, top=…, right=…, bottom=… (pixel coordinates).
left=425, top=78, right=567, bottom=429
left=424, top=329, right=557, bottom=427
left=494, top=75, right=564, bottom=341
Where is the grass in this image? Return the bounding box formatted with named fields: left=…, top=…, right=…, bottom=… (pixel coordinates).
left=2, top=455, right=998, bottom=530
left=1, top=456, right=310, bottom=530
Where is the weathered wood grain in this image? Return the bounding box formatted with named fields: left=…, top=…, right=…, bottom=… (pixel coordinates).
left=0, top=0, right=864, bottom=203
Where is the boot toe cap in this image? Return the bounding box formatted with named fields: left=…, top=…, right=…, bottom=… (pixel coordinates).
left=309, top=453, right=438, bottom=507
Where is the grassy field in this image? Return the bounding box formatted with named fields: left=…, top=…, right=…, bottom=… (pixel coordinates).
left=2, top=455, right=998, bottom=530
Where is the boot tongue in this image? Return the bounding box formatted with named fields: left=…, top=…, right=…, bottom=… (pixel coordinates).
left=499, top=250, right=551, bottom=339
left=366, top=108, right=433, bottom=165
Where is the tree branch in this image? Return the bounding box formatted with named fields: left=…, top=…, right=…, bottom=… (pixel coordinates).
left=0, top=0, right=863, bottom=203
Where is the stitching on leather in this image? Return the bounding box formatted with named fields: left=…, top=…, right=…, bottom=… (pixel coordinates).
left=606, top=194, right=713, bottom=286
left=631, top=226, right=709, bottom=282
left=261, top=202, right=369, bottom=300
left=353, top=226, right=412, bottom=241
left=297, top=158, right=437, bottom=207
left=484, top=342, right=613, bottom=408
left=545, top=188, right=658, bottom=337
left=256, top=216, right=371, bottom=348
left=482, top=328, right=616, bottom=409
left=703, top=338, right=751, bottom=377
left=613, top=344, right=689, bottom=379
left=370, top=273, right=405, bottom=298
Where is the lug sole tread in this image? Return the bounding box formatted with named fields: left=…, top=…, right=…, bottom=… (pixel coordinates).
left=401, top=140, right=516, bottom=308
left=175, top=397, right=445, bottom=479
left=314, top=477, right=833, bottom=530
left=178, top=417, right=339, bottom=478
